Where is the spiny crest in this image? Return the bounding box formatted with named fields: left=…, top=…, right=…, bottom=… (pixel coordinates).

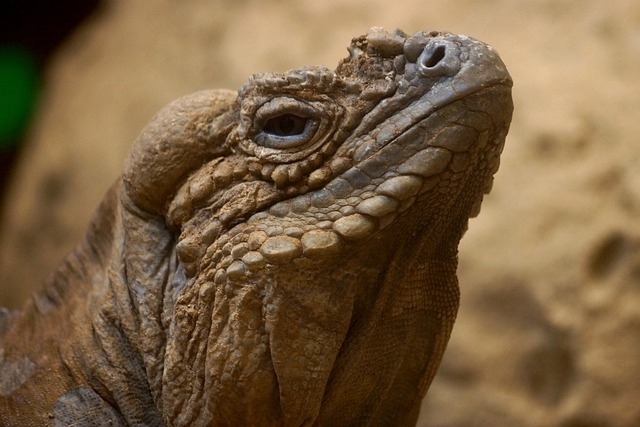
left=238, top=66, right=360, bottom=100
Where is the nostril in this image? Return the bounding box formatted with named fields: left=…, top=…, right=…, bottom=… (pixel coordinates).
left=421, top=45, right=446, bottom=68
left=416, top=41, right=460, bottom=77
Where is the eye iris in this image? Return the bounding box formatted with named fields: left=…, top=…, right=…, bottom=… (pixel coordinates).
left=264, top=114, right=307, bottom=137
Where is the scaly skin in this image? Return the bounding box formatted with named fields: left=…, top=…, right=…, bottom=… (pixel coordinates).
left=0, top=28, right=512, bottom=426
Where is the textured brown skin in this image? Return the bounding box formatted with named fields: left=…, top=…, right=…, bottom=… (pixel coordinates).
left=0, top=28, right=512, bottom=426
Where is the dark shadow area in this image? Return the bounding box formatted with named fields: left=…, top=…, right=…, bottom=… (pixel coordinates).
left=0, top=0, right=102, bottom=220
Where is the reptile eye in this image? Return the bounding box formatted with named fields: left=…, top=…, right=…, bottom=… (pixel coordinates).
left=263, top=114, right=308, bottom=137
left=252, top=97, right=324, bottom=150
left=255, top=113, right=319, bottom=149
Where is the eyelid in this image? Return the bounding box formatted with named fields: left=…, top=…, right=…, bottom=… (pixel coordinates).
left=254, top=97, right=319, bottom=126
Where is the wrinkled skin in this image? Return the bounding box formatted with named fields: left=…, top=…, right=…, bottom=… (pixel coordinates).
left=0, top=28, right=512, bottom=426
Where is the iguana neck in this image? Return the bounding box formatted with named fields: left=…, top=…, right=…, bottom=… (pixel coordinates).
left=0, top=185, right=167, bottom=426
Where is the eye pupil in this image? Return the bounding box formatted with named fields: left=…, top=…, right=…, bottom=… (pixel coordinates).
left=264, top=114, right=307, bottom=137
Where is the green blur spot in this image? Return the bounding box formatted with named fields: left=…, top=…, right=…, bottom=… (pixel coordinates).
left=0, top=46, right=38, bottom=149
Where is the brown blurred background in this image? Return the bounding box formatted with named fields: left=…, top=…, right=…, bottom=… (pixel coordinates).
left=1, top=1, right=639, bottom=426
left=0, top=0, right=100, bottom=214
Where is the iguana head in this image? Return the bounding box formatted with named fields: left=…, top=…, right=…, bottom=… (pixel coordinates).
left=121, top=28, right=512, bottom=425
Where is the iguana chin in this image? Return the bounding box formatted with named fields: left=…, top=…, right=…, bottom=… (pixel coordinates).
left=0, top=28, right=512, bottom=426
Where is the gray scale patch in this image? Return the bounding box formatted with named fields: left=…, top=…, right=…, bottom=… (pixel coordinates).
left=343, top=168, right=371, bottom=188
left=0, top=308, right=14, bottom=338
left=326, top=177, right=353, bottom=198
left=311, top=188, right=334, bottom=208
left=52, top=387, right=125, bottom=427
left=359, top=156, right=388, bottom=178
left=0, top=348, right=36, bottom=396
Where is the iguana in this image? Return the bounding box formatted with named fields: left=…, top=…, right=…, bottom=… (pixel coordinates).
left=0, top=28, right=512, bottom=426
